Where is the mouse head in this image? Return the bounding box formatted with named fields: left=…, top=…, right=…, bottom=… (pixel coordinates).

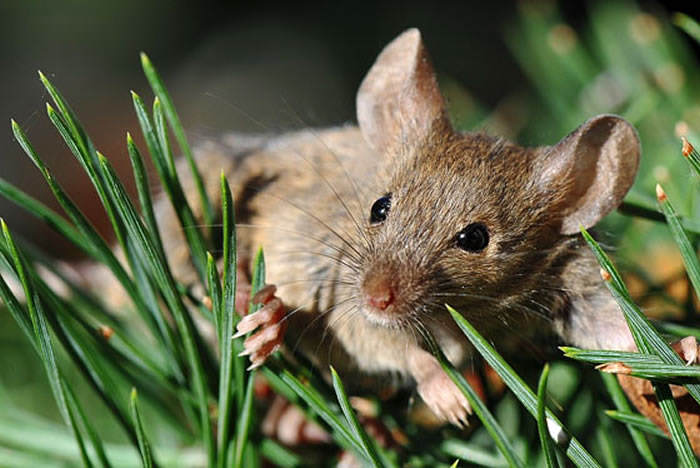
left=353, top=29, right=640, bottom=330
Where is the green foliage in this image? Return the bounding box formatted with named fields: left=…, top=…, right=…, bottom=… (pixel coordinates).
left=330, top=366, right=386, bottom=466
left=536, top=365, right=558, bottom=468
left=1, top=3, right=699, bottom=467
left=216, top=173, right=239, bottom=466
left=657, top=184, right=700, bottom=299
left=130, top=389, right=153, bottom=468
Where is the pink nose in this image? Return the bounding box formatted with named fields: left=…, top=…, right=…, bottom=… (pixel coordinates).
left=363, top=276, right=395, bottom=311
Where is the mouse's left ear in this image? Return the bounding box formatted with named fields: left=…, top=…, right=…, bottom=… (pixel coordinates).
left=356, top=28, right=451, bottom=155
left=537, top=114, right=641, bottom=235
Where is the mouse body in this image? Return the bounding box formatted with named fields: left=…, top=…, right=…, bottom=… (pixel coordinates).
left=154, top=28, right=640, bottom=424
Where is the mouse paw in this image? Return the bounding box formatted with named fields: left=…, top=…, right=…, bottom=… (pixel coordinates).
left=262, top=395, right=330, bottom=445
left=234, top=284, right=287, bottom=370
left=672, top=336, right=700, bottom=365
left=417, top=369, right=472, bottom=428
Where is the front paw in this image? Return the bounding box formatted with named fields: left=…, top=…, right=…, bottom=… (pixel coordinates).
left=234, top=284, right=287, bottom=370
left=672, top=336, right=700, bottom=365
left=417, top=369, right=472, bottom=428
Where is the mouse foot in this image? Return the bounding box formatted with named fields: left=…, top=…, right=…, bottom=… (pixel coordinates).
left=262, top=394, right=330, bottom=445
left=672, top=336, right=700, bottom=365
left=417, top=368, right=472, bottom=428
left=234, top=284, right=287, bottom=370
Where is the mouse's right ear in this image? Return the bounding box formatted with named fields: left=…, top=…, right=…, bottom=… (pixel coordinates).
left=356, top=28, right=451, bottom=155
left=537, top=114, right=641, bottom=235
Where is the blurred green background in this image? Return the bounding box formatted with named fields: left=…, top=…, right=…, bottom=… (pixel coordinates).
left=1, top=0, right=699, bottom=465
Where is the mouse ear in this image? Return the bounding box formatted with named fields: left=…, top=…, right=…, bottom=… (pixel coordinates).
left=537, top=114, right=640, bottom=235
left=356, top=28, right=450, bottom=154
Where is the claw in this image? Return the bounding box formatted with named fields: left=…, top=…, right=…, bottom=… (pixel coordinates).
left=458, top=411, right=470, bottom=428
left=247, top=361, right=263, bottom=372
left=247, top=339, right=283, bottom=366
left=235, top=298, right=284, bottom=338
left=238, top=321, right=285, bottom=366
left=233, top=283, right=287, bottom=369
left=244, top=322, right=283, bottom=351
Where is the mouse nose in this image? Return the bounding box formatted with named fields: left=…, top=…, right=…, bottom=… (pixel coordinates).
left=363, top=274, right=396, bottom=311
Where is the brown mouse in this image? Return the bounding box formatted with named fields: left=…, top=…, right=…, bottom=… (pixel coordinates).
left=153, top=28, right=641, bottom=426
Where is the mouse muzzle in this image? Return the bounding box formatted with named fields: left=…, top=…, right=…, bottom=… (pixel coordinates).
left=360, top=262, right=404, bottom=326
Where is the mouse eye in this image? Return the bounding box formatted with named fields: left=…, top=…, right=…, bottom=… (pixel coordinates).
left=455, top=223, right=489, bottom=252
left=370, top=194, right=392, bottom=224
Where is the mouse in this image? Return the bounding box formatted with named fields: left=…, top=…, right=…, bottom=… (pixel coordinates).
left=149, top=28, right=642, bottom=427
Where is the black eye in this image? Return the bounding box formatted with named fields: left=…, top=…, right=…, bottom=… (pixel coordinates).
left=370, top=194, right=392, bottom=224
left=455, top=223, right=489, bottom=252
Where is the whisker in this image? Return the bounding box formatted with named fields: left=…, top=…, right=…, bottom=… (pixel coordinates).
left=273, top=277, right=354, bottom=288
left=280, top=98, right=370, bottom=247
left=203, top=92, right=275, bottom=132
left=428, top=291, right=553, bottom=324
left=264, top=250, right=360, bottom=275
left=254, top=189, right=366, bottom=262
left=234, top=223, right=362, bottom=265
left=322, top=305, right=360, bottom=363
left=288, top=144, right=371, bottom=253
left=287, top=295, right=358, bottom=353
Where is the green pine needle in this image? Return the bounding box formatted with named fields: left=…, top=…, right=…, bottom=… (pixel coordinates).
left=140, top=52, right=215, bottom=228
left=217, top=173, right=239, bottom=465
left=330, top=366, right=385, bottom=467
left=537, top=364, right=559, bottom=468
left=130, top=388, right=154, bottom=468
left=673, top=13, right=700, bottom=43
left=656, top=184, right=700, bottom=301
left=605, top=410, right=668, bottom=439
